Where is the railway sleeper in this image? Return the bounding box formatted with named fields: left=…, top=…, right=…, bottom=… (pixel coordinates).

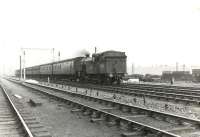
left=36, top=82, right=198, bottom=126
left=167, top=125, right=196, bottom=134
left=71, top=108, right=82, bottom=113
left=32, top=131, right=51, bottom=137
left=28, top=99, right=42, bottom=107
left=106, top=102, right=115, bottom=107
left=168, top=118, right=190, bottom=125
left=91, top=111, right=100, bottom=118
left=90, top=118, right=104, bottom=123
left=121, top=106, right=131, bottom=113
left=130, top=109, right=141, bottom=115
left=82, top=109, right=92, bottom=116
left=121, top=128, right=162, bottom=137
left=106, top=117, right=117, bottom=126
left=119, top=120, right=132, bottom=130
left=124, top=114, right=148, bottom=119
left=119, top=121, right=144, bottom=132
left=20, top=82, right=192, bottom=136
left=121, top=131, right=142, bottom=137
left=25, top=120, right=40, bottom=125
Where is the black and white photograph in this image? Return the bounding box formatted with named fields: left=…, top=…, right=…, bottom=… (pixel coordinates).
left=0, top=0, right=200, bottom=137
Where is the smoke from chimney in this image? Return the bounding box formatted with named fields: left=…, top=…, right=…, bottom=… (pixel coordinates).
left=75, top=49, right=90, bottom=57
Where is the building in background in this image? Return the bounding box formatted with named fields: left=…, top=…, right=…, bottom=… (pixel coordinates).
left=192, top=69, right=200, bottom=82
left=161, top=71, right=192, bottom=81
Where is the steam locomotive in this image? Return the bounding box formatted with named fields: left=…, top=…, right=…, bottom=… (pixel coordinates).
left=15, top=50, right=127, bottom=84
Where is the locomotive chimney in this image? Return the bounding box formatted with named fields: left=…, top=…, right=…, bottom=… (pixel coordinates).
left=95, top=47, right=97, bottom=54
left=85, top=53, right=90, bottom=57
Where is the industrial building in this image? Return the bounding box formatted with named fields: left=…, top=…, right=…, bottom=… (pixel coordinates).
left=161, top=71, right=192, bottom=81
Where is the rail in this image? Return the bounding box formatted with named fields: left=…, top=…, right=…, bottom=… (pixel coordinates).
left=0, top=84, right=34, bottom=137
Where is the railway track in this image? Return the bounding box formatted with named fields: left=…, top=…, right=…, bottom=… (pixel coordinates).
left=8, top=78, right=200, bottom=117
left=49, top=80, right=200, bottom=106
left=121, top=83, right=200, bottom=97
left=9, top=77, right=200, bottom=105
left=102, top=85, right=200, bottom=105
left=124, top=82, right=200, bottom=91
left=0, top=80, right=52, bottom=137
left=9, top=77, right=200, bottom=106
left=0, top=84, right=33, bottom=137
left=7, top=78, right=200, bottom=137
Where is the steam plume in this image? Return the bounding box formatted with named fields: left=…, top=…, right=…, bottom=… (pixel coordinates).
left=75, top=49, right=90, bottom=57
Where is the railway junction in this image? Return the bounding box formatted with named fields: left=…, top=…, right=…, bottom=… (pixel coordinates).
left=0, top=76, right=199, bottom=137
left=2, top=0, right=200, bottom=136
left=1, top=50, right=200, bottom=137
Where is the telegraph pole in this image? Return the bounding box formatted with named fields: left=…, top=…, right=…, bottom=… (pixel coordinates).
left=20, top=47, right=55, bottom=80
left=52, top=48, right=55, bottom=62
left=3, top=64, right=5, bottom=76
left=58, top=51, right=60, bottom=61
left=20, top=56, right=22, bottom=80
left=183, top=64, right=186, bottom=71
left=132, top=63, right=135, bottom=74
left=95, top=47, right=97, bottom=54
left=176, top=62, right=179, bottom=71
left=23, top=51, right=26, bottom=80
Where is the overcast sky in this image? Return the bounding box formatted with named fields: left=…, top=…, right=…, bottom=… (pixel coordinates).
left=0, top=0, right=200, bottom=75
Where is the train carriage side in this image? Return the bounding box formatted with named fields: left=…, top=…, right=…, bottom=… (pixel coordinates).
left=74, top=57, right=84, bottom=81
left=26, top=67, right=31, bottom=78
left=40, top=63, right=52, bottom=81
left=15, top=65, right=40, bottom=79
left=53, top=59, right=74, bottom=80
left=32, top=65, right=40, bottom=79
left=52, top=57, right=83, bottom=81
left=15, top=69, right=20, bottom=78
